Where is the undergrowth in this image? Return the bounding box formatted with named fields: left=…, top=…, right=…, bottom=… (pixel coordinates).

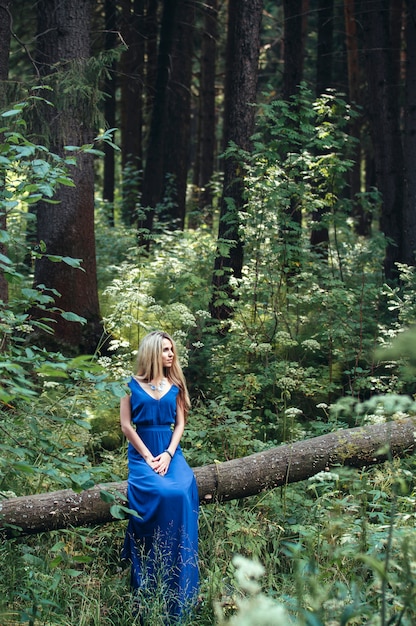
left=2, top=88, right=416, bottom=624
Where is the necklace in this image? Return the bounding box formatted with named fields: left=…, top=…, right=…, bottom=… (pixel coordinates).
left=148, top=378, right=166, bottom=392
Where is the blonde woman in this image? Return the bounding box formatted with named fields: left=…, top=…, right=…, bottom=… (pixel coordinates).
left=120, top=331, right=199, bottom=620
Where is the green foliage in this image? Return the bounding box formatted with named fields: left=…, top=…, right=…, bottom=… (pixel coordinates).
left=0, top=98, right=126, bottom=499
left=2, top=86, right=416, bottom=625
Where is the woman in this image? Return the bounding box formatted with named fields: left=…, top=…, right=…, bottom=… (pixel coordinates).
left=120, top=331, right=199, bottom=621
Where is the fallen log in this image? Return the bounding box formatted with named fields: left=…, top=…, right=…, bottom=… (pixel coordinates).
left=1, top=418, right=415, bottom=538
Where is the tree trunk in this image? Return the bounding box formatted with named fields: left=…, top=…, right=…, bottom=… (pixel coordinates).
left=210, top=0, right=263, bottom=321
left=143, top=0, right=158, bottom=119
left=281, top=0, right=309, bottom=101
left=163, top=0, right=195, bottom=229
left=2, top=418, right=415, bottom=538
left=280, top=0, right=309, bottom=264
left=310, top=0, right=333, bottom=253
left=31, top=0, right=105, bottom=354
left=119, top=0, right=145, bottom=226
left=0, top=0, right=12, bottom=307
left=195, top=0, right=218, bottom=224
left=344, top=0, right=368, bottom=236
left=316, top=0, right=333, bottom=96
left=101, top=0, right=118, bottom=226
left=140, top=0, right=178, bottom=241
left=361, top=0, right=404, bottom=278
left=102, top=0, right=118, bottom=226
left=403, top=0, right=416, bottom=265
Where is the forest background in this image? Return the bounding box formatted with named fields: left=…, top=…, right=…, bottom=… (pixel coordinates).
left=1, top=0, right=416, bottom=624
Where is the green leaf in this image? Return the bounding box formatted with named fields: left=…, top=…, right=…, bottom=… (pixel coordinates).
left=61, top=311, right=87, bottom=324
left=357, top=555, right=387, bottom=581
left=56, top=177, right=76, bottom=187
left=72, top=555, right=93, bottom=563
left=13, top=462, right=36, bottom=474
left=61, top=256, right=85, bottom=269
left=49, top=555, right=63, bottom=568
left=66, top=569, right=83, bottom=577
left=73, top=419, right=91, bottom=430
left=100, top=490, right=116, bottom=503
left=110, top=504, right=140, bottom=520
left=1, top=109, right=22, bottom=118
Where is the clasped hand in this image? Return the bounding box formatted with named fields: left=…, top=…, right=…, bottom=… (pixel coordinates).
left=149, top=451, right=171, bottom=475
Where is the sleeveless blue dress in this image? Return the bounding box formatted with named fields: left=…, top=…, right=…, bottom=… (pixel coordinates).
left=121, top=377, right=199, bottom=620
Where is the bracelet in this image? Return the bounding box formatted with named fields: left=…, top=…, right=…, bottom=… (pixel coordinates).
left=164, top=449, right=173, bottom=459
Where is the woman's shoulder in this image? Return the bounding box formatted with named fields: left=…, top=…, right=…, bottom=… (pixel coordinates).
left=123, top=375, right=143, bottom=394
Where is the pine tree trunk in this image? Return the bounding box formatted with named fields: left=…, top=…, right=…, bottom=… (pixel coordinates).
left=280, top=0, right=309, bottom=260
left=402, top=0, right=416, bottom=265
left=344, top=0, right=368, bottom=235
left=196, top=0, right=218, bottom=224
left=1, top=418, right=415, bottom=537
left=140, top=0, right=179, bottom=240
left=316, top=0, right=333, bottom=95
left=310, top=0, right=333, bottom=252
left=210, top=0, right=263, bottom=321
left=143, top=0, right=158, bottom=120
left=119, top=0, right=145, bottom=226
left=31, top=0, right=105, bottom=354
left=0, top=0, right=12, bottom=307
left=361, top=0, right=404, bottom=277
left=103, top=0, right=117, bottom=225
left=281, top=0, right=309, bottom=101
left=163, top=0, right=195, bottom=229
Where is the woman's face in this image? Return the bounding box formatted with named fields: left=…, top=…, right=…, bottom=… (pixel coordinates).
left=161, top=338, right=174, bottom=369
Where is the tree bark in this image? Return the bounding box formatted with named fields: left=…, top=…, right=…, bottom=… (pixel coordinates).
left=119, top=0, right=145, bottom=226
left=163, top=0, right=195, bottom=229
left=1, top=418, right=415, bottom=538
left=30, top=0, right=105, bottom=354
left=316, top=0, right=333, bottom=96
left=140, top=0, right=179, bottom=241
left=194, top=0, right=218, bottom=224
left=310, top=0, right=333, bottom=253
left=281, top=0, right=309, bottom=101
left=403, top=0, right=416, bottom=265
left=361, top=0, right=404, bottom=278
left=0, top=0, right=12, bottom=307
left=102, top=0, right=118, bottom=226
left=344, top=0, right=369, bottom=236
left=210, top=0, right=263, bottom=321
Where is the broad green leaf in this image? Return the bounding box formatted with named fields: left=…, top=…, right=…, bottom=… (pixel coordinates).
left=61, top=311, right=87, bottom=324
left=1, top=109, right=22, bottom=118
left=100, top=490, right=116, bottom=503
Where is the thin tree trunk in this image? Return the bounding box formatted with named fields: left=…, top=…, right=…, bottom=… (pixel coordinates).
left=402, top=0, right=416, bottom=265
left=140, top=0, right=178, bottom=241
left=119, top=0, right=145, bottom=226
left=344, top=0, right=367, bottom=235
left=143, top=0, right=158, bottom=120
left=163, top=0, right=195, bottom=229
left=196, top=0, right=218, bottom=224
left=210, top=0, right=263, bottom=321
left=316, top=0, right=333, bottom=95
left=281, top=0, right=309, bottom=101
left=361, top=0, right=404, bottom=278
left=0, top=0, right=12, bottom=307
left=310, top=0, right=333, bottom=253
left=103, top=0, right=117, bottom=226
left=280, top=0, right=309, bottom=264
left=2, top=418, right=415, bottom=537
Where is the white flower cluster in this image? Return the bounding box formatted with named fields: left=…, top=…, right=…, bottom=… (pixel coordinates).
left=219, top=555, right=291, bottom=626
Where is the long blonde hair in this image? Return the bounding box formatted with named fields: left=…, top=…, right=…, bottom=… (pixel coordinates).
left=135, top=331, right=191, bottom=418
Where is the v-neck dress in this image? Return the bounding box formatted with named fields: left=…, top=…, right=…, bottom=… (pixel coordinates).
left=121, top=377, right=199, bottom=619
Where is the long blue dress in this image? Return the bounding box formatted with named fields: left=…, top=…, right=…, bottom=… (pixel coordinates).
left=122, top=377, right=199, bottom=621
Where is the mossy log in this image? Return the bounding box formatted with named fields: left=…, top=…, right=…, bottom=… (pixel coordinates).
left=1, top=418, right=416, bottom=538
